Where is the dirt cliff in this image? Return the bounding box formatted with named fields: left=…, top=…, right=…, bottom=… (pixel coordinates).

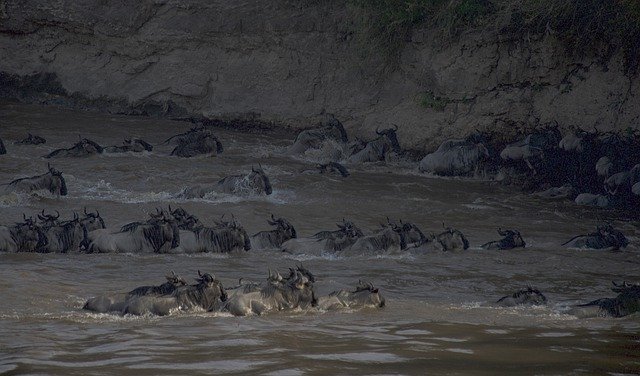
left=1, top=0, right=637, bottom=150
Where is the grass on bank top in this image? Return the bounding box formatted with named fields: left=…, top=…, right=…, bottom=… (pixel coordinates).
left=348, top=0, right=640, bottom=74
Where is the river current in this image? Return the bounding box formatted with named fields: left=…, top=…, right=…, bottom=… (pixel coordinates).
left=0, top=102, right=638, bottom=375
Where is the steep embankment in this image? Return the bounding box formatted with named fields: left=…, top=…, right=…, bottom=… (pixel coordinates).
left=1, top=0, right=638, bottom=150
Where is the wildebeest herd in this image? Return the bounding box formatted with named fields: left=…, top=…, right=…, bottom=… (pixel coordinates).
left=0, top=119, right=638, bottom=319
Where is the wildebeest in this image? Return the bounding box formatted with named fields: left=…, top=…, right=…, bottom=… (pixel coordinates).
left=37, top=213, right=88, bottom=253
left=347, top=125, right=402, bottom=164
left=168, top=206, right=200, bottom=230
left=80, top=207, right=106, bottom=232
left=604, top=164, right=640, bottom=195
left=344, top=219, right=427, bottom=254
left=0, top=164, right=67, bottom=196
left=569, top=281, right=640, bottom=318
left=224, top=267, right=317, bottom=316
left=86, top=210, right=180, bottom=253
left=104, top=138, right=153, bottom=153
left=171, top=132, right=223, bottom=158
left=83, top=271, right=188, bottom=313
left=481, top=229, right=525, bottom=250
left=14, top=133, right=46, bottom=145
left=436, top=227, right=469, bottom=251
left=172, top=218, right=251, bottom=253
left=250, top=214, right=297, bottom=250
left=317, top=280, right=385, bottom=310
left=500, top=127, right=561, bottom=162
left=496, top=287, right=547, bottom=307
left=0, top=138, right=5, bottom=154
left=123, top=271, right=227, bottom=316
left=288, top=116, right=348, bottom=155
left=301, top=162, right=350, bottom=177
left=36, top=209, right=61, bottom=228
left=0, top=215, right=45, bottom=252
left=181, top=166, right=273, bottom=198
left=281, top=219, right=364, bottom=255
left=419, top=135, right=490, bottom=176
left=562, top=224, right=628, bottom=250
left=45, top=138, right=104, bottom=158
left=312, top=219, right=364, bottom=241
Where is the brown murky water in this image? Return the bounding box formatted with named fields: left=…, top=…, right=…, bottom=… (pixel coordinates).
left=1, top=102, right=639, bottom=375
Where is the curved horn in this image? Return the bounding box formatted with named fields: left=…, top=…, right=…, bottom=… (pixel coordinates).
left=392, top=124, right=398, bottom=131
left=54, top=210, right=60, bottom=219
left=95, top=209, right=100, bottom=217
left=198, top=270, right=203, bottom=277
left=84, top=206, right=88, bottom=216
left=375, top=126, right=382, bottom=135
left=73, top=212, right=78, bottom=220
left=23, top=213, right=27, bottom=221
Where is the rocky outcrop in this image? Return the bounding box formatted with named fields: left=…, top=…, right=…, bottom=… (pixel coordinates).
left=1, top=0, right=637, bottom=150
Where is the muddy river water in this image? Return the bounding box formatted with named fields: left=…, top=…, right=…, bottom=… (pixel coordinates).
left=0, top=102, right=639, bottom=375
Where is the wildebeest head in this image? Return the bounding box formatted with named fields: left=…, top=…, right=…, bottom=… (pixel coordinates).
left=47, top=164, right=68, bottom=196
left=197, top=270, right=228, bottom=304
left=37, top=209, right=60, bottom=228
left=169, top=206, right=200, bottom=230
left=497, top=228, right=526, bottom=248
left=597, top=223, right=629, bottom=249
left=497, top=287, right=547, bottom=306
left=75, top=138, right=104, bottom=154
left=14, top=214, right=46, bottom=251
left=436, top=226, right=470, bottom=251
left=124, top=138, right=154, bottom=152
left=286, top=270, right=318, bottom=308
left=390, top=219, right=429, bottom=249
left=147, top=208, right=181, bottom=249
left=250, top=166, right=272, bottom=195
left=215, top=217, right=251, bottom=251
left=353, top=280, right=386, bottom=308
left=81, top=207, right=106, bottom=231
left=339, top=219, right=364, bottom=238
left=375, top=124, right=401, bottom=154
left=267, top=214, right=297, bottom=239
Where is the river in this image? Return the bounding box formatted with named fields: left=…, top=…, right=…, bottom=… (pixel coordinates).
left=0, top=102, right=638, bottom=375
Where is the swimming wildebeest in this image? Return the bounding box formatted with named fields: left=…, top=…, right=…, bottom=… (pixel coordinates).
left=481, top=229, right=526, bottom=250
left=14, top=133, right=46, bottom=145
left=168, top=206, right=200, bottom=230
left=569, top=281, right=640, bottom=318
left=343, top=219, right=428, bottom=255
left=436, top=227, right=469, bottom=251
left=281, top=219, right=364, bottom=255
left=224, top=267, right=317, bottom=316
left=496, top=287, right=548, bottom=307
left=83, top=271, right=188, bottom=313
left=37, top=212, right=88, bottom=253
left=0, top=215, right=46, bottom=252
left=301, top=162, right=350, bottom=177
left=419, top=134, right=490, bottom=176
left=45, top=138, right=104, bottom=158
left=172, top=217, right=251, bottom=253
left=122, top=271, right=227, bottom=316
left=288, top=116, right=348, bottom=155
left=104, top=138, right=153, bottom=153
left=312, top=219, right=364, bottom=241
left=317, top=280, right=385, bottom=310
left=171, top=132, right=223, bottom=158
left=0, top=164, right=68, bottom=196
left=347, top=125, right=402, bottom=164
left=250, top=214, right=297, bottom=250
left=181, top=166, right=273, bottom=198
left=86, top=209, right=180, bottom=253
left=562, top=223, right=628, bottom=250
left=85, top=270, right=227, bottom=316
